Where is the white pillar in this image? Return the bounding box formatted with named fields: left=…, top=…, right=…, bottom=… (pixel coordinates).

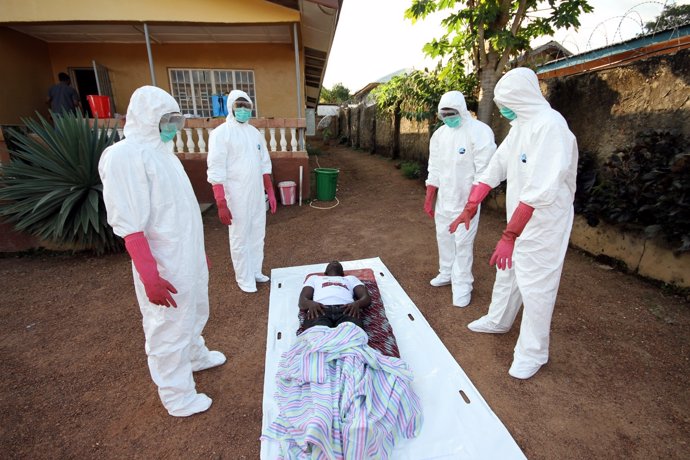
left=196, top=128, right=206, bottom=153
left=184, top=128, right=195, bottom=153
left=174, top=132, right=184, bottom=153
left=279, top=127, right=287, bottom=151
left=269, top=128, right=277, bottom=152
left=290, top=128, right=298, bottom=151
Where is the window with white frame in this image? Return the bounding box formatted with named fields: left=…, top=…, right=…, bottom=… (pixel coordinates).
left=168, top=68, right=257, bottom=118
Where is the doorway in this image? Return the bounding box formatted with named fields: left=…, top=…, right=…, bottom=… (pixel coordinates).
left=70, top=68, right=99, bottom=117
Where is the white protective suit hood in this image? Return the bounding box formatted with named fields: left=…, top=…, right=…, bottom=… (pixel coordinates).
left=493, top=68, right=550, bottom=120
left=438, top=91, right=471, bottom=123
left=226, top=89, right=253, bottom=123
left=123, top=86, right=181, bottom=145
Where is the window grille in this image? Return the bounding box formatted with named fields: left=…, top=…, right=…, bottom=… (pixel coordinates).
left=168, top=68, right=257, bottom=117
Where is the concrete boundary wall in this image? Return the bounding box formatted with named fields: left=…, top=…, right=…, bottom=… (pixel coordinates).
left=485, top=194, right=690, bottom=288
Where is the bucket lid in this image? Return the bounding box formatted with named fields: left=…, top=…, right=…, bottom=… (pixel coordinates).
left=277, top=181, right=296, bottom=187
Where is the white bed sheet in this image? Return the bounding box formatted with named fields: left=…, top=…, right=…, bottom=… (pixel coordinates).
left=261, top=257, right=526, bottom=460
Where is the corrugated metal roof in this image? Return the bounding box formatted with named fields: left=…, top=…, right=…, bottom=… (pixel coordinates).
left=537, top=25, right=690, bottom=73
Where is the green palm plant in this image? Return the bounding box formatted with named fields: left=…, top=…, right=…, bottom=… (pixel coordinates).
left=0, top=112, right=122, bottom=253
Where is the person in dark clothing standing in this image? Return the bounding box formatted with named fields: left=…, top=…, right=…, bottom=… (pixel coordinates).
left=46, top=72, right=81, bottom=116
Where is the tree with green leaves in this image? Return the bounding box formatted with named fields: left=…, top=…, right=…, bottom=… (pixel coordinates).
left=405, top=0, right=593, bottom=123
left=645, top=4, right=690, bottom=32
left=373, top=63, right=477, bottom=124
left=372, top=64, right=477, bottom=158
left=319, top=82, right=352, bottom=104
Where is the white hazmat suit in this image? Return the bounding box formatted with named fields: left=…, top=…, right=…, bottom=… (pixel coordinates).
left=99, top=86, right=224, bottom=416
left=473, top=68, right=578, bottom=378
left=426, top=91, right=496, bottom=307
left=207, top=90, right=273, bottom=293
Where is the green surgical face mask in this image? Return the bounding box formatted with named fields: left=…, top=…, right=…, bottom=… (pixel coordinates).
left=499, top=107, right=517, bottom=120
left=160, top=126, right=177, bottom=143
left=234, top=107, right=252, bottom=123
left=443, top=115, right=462, bottom=128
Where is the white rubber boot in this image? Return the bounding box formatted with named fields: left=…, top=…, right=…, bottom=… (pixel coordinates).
left=192, top=350, right=227, bottom=372
left=167, top=393, right=212, bottom=417
left=467, top=315, right=510, bottom=333
left=430, top=274, right=451, bottom=287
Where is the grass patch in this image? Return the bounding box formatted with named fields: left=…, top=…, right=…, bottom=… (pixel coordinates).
left=400, top=161, right=422, bottom=179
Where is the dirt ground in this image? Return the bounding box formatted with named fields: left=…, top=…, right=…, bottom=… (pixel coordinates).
left=1, top=144, right=689, bottom=459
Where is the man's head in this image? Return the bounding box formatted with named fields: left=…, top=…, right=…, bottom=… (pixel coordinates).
left=226, top=90, right=254, bottom=123
left=58, top=72, right=70, bottom=84
left=324, top=261, right=344, bottom=277
left=123, top=86, right=181, bottom=143
left=437, top=91, right=468, bottom=129
left=493, top=67, right=549, bottom=120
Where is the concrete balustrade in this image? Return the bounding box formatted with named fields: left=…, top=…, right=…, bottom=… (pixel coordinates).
left=91, top=117, right=307, bottom=154
left=88, top=117, right=310, bottom=204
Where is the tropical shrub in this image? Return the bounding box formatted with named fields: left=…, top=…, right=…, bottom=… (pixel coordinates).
left=0, top=112, right=121, bottom=253
left=577, top=131, right=690, bottom=253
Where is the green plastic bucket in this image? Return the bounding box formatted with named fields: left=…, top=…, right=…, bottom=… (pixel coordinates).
left=314, top=167, right=339, bottom=201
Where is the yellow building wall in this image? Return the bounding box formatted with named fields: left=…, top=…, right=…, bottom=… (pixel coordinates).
left=47, top=42, right=300, bottom=118
left=0, top=27, right=53, bottom=124
left=0, top=0, right=299, bottom=23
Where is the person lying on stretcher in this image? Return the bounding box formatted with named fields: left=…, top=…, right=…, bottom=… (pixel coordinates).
left=298, top=261, right=371, bottom=330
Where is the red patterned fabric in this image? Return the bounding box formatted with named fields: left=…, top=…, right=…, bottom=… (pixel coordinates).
left=296, top=269, right=401, bottom=358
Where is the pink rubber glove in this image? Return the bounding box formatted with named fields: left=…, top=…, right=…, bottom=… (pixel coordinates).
left=212, top=184, right=232, bottom=226
left=263, top=174, right=277, bottom=214
left=424, top=185, right=437, bottom=218
left=490, top=202, right=535, bottom=270
left=124, top=232, right=178, bottom=307
left=449, top=182, right=492, bottom=233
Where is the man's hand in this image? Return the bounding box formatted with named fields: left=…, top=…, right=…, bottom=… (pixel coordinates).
left=217, top=202, right=232, bottom=226
left=143, top=277, right=178, bottom=308
left=343, top=302, right=361, bottom=319
left=489, top=236, right=515, bottom=270
left=263, top=174, right=277, bottom=214
left=449, top=203, right=479, bottom=233
left=306, top=301, right=324, bottom=320
left=212, top=183, right=232, bottom=225
left=449, top=182, right=493, bottom=233
left=267, top=190, right=277, bottom=214
left=489, top=201, right=534, bottom=270
left=424, top=185, right=438, bottom=219
left=124, top=232, right=178, bottom=308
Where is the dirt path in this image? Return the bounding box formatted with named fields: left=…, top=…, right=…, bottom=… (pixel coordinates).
left=1, top=145, right=688, bottom=459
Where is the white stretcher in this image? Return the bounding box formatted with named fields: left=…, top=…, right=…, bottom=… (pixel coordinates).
left=261, top=257, right=527, bottom=460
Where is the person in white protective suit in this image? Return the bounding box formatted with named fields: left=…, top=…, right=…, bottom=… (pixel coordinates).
left=424, top=91, right=496, bottom=307
left=99, top=86, right=226, bottom=416
left=207, top=90, right=277, bottom=293
left=450, top=67, right=578, bottom=379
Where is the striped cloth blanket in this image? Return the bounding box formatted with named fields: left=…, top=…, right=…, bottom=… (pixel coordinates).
left=261, top=321, right=423, bottom=459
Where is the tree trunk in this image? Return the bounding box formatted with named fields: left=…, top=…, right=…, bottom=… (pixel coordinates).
left=477, top=53, right=502, bottom=124
left=392, top=103, right=401, bottom=160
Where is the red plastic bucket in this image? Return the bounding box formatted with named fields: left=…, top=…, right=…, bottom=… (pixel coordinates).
left=87, top=95, right=112, bottom=118
left=278, top=181, right=296, bottom=206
